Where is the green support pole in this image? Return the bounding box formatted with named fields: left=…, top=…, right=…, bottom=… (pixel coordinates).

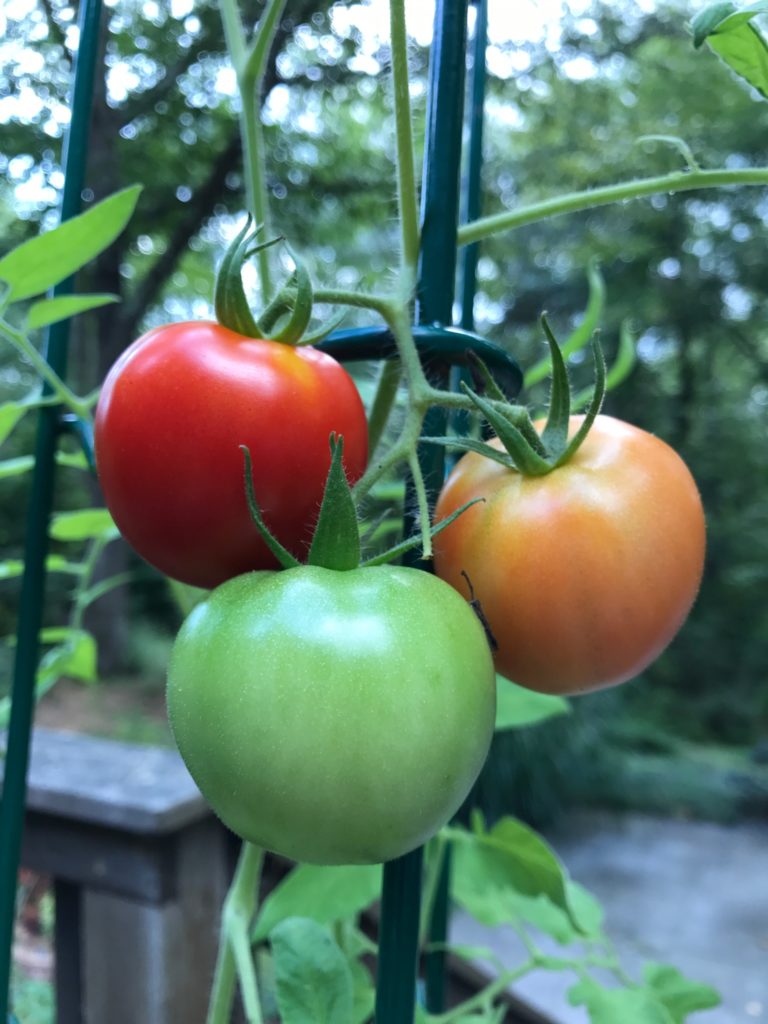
left=425, top=0, right=487, bottom=1014
left=374, top=2, right=469, bottom=1022
left=0, top=0, right=103, bottom=1018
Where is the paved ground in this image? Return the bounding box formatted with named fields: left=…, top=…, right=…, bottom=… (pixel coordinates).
left=452, top=811, right=768, bottom=1023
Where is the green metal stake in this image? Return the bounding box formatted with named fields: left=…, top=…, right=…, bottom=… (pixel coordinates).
left=425, top=0, right=489, bottom=1014
left=374, top=2, right=469, bottom=1022
left=0, top=0, right=103, bottom=1017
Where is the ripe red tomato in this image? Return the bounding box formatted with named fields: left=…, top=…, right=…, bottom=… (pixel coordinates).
left=94, top=322, right=368, bottom=588
left=433, top=415, right=706, bottom=695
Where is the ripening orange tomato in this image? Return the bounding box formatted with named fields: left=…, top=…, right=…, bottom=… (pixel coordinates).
left=433, top=415, right=706, bottom=695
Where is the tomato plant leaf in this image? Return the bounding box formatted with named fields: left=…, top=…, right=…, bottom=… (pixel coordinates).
left=0, top=560, right=24, bottom=580
left=307, top=435, right=361, bottom=570
left=494, top=676, right=570, bottom=731
left=0, top=456, right=34, bottom=479
left=252, top=864, right=381, bottom=943
left=450, top=817, right=578, bottom=928
left=568, top=978, right=675, bottom=1023
left=50, top=508, right=119, bottom=542
left=0, top=400, right=33, bottom=446
left=642, top=963, right=721, bottom=1022
left=0, top=186, right=141, bottom=302
left=271, top=917, right=354, bottom=1024
left=26, top=293, right=118, bottom=331
left=692, top=2, right=768, bottom=99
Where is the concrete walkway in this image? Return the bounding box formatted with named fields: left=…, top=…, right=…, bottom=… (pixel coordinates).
left=452, top=811, right=768, bottom=1023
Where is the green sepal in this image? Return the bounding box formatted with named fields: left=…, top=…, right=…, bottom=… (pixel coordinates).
left=267, top=249, right=314, bottom=345
left=572, top=318, right=636, bottom=410
left=553, top=334, right=607, bottom=468
left=307, top=435, right=361, bottom=571
left=214, top=219, right=281, bottom=338
left=539, top=314, right=571, bottom=456
left=466, top=350, right=508, bottom=402
left=241, top=446, right=301, bottom=570
left=524, top=258, right=605, bottom=387
left=460, top=384, right=553, bottom=476
left=361, top=497, right=485, bottom=568
left=295, top=310, right=347, bottom=347
left=420, top=435, right=516, bottom=470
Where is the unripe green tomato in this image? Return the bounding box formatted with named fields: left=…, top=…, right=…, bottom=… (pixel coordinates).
left=167, top=566, right=496, bottom=865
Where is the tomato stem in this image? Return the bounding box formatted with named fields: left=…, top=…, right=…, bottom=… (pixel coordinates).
left=0, top=319, right=92, bottom=421
left=458, top=166, right=768, bottom=246
left=207, top=842, right=265, bottom=1024
left=218, top=0, right=287, bottom=302
left=367, top=358, right=402, bottom=456
left=388, top=0, right=421, bottom=283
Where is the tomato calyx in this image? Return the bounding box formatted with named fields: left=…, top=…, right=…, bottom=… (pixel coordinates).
left=214, top=216, right=345, bottom=347
left=241, top=435, right=482, bottom=572
left=424, top=315, right=607, bottom=477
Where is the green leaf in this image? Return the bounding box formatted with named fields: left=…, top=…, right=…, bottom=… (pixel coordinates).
left=495, top=675, right=570, bottom=731
left=566, top=880, right=605, bottom=939
left=307, top=435, right=361, bottom=570
left=43, top=629, right=97, bottom=683
left=0, top=555, right=77, bottom=582
left=450, top=817, right=578, bottom=929
left=642, top=963, right=721, bottom=1022
left=553, top=334, right=606, bottom=469
left=50, top=508, right=119, bottom=542
left=0, top=186, right=141, bottom=302
left=271, top=918, right=354, bottom=1024
left=0, top=456, right=34, bottom=479
left=692, top=2, right=768, bottom=98
left=427, top=942, right=506, bottom=974
left=26, top=293, right=118, bottom=331
left=568, top=978, right=675, bottom=1024
left=36, top=631, right=98, bottom=691
left=349, top=957, right=375, bottom=1024
left=0, top=401, right=32, bottom=445
left=252, top=864, right=381, bottom=943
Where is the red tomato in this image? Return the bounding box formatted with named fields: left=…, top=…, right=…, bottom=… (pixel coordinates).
left=433, top=415, right=706, bottom=695
left=94, top=322, right=368, bottom=588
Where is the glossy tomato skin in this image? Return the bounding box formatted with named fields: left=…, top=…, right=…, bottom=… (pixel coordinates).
left=433, top=415, right=706, bottom=695
left=167, top=566, right=496, bottom=865
left=94, top=322, right=368, bottom=589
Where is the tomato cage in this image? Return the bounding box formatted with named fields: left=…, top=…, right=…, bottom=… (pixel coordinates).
left=0, top=1, right=522, bottom=1021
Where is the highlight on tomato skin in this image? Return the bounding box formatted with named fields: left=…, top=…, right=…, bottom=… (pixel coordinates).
left=93, top=321, right=369, bottom=590
left=432, top=414, right=707, bottom=696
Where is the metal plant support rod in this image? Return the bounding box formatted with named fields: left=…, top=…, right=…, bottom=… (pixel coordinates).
left=425, top=2, right=489, bottom=1013
left=374, top=1, right=470, bottom=1022
left=0, top=0, right=104, bottom=1017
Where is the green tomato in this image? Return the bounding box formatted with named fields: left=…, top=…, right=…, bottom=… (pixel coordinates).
left=167, top=566, right=496, bottom=865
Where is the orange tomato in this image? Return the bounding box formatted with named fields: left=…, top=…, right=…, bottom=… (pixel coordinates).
left=433, top=415, right=706, bottom=695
